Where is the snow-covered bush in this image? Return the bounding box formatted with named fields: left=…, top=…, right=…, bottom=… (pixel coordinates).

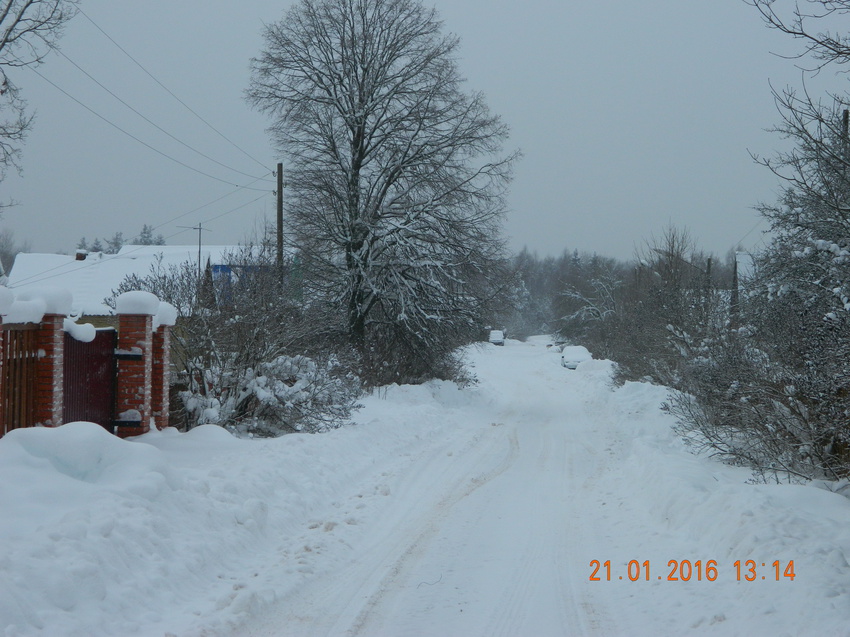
left=110, top=236, right=363, bottom=435
left=178, top=353, right=361, bottom=436
left=226, top=354, right=361, bottom=436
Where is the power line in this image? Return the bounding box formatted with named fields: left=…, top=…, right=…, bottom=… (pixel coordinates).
left=28, top=65, right=271, bottom=191
left=735, top=217, right=767, bottom=248
left=150, top=174, right=273, bottom=235
left=56, top=49, right=268, bottom=182
left=78, top=7, right=270, bottom=173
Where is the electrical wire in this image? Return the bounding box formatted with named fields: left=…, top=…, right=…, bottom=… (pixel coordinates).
left=735, top=217, right=767, bottom=250
left=56, top=49, right=268, bottom=182
left=149, top=173, right=273, bottom=234
left=28, top=65, right=271, bottom=191
left=78, top=7, right=271, bottom=173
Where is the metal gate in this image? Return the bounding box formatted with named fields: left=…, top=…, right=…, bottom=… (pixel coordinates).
left=1, top=324, right=39, bottom=436
left=63, top=328, right=117, bottom=430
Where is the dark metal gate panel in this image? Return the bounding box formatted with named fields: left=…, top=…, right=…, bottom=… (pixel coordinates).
left=2, top=325, right=38, bottom=436
left=63, top=328, right=116, bottom=430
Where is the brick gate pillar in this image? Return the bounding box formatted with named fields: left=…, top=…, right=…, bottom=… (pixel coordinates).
left=114, top=299, right=156, bottom=438
left=0, top=326, right=5, bottom=436
left=0, top=287, right=9, bottom=436
left=151, top=325, right=171, bottom=431
left=34, top=313, right=64, bottom=427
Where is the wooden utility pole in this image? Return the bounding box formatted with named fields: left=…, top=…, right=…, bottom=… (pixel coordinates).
left=841, top=108, right=850, bottom=177
left=177, top=223, right=209, bottom=280
left=276, top=162, right=284, bottom=274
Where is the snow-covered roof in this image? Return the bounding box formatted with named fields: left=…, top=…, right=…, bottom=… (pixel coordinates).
left=7, top=245, right=238, bottom=316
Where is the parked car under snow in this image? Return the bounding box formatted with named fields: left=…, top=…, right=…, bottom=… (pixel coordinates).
left=489, top=330, right=505, bottom=346
left=560, top=345, right=591, bottom=369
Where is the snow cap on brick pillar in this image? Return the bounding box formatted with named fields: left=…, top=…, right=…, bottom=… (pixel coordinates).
left=151, top=301, right=177, bottom=431
left=14, top=288, right=73, bottom=428
left=115, top=291, right=159, bottom=438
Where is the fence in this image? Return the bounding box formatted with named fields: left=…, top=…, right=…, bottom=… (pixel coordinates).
left=0, top=305, right=172, bottom=439
left=1, top=325, right=38, bottom=437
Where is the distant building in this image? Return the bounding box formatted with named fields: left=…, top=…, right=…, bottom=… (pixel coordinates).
left=7, top=245, right=240, bottom=317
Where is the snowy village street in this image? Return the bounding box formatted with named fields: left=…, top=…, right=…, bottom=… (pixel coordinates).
left=2, top=338, right=850, bottom=636
left=241, top=338, right=624, bottom=636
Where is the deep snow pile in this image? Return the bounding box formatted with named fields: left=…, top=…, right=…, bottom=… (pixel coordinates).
left=0, top=339, right=849, bottom=636
left=0, top=380, right=491, bottom=636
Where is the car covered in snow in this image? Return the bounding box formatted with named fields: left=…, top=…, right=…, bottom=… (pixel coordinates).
left=560, top=345, right=591, bottom=369
left=488, top=330, right=505, bottom=346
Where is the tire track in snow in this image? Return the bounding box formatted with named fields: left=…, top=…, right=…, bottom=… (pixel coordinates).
left=240, top=422, right=521, bottom=637
left=236, top=342, right=622, bottom=636
left=342, top=426, right=521, bottom=636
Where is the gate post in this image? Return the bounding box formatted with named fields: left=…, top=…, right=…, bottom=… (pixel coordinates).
left=34, top=314, right=64, bottom=427
left=114, top=305, right=155, bottom=439
left=151, top=325, right=171, bottom=431
left=0, top=328, right=5, bottom=436
left=0, top=287, right=11, bottom=435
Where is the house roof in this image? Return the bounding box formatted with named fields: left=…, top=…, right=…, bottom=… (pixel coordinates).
left=7, top=245, right=239, bottom=316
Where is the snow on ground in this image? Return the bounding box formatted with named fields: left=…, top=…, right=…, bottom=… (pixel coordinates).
left=2, top=338, right=850, bottom=636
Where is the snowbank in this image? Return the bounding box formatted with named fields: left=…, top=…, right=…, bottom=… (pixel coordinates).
left=1, top=340, right=849, bottom=636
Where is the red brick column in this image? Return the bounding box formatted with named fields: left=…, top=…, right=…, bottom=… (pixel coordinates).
left=114, top=314, right=153, bottom=438
left=34, top=314, right=64, bottom=427
left=0, top=328, right=5, bottom=436
left=151, top=325, right=171, bottom=431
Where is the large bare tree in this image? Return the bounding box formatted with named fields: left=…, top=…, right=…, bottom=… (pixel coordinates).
left=0, top=0, right=78, bottom=178
left=248, top=0, right=516, bottom=384
left=748, top=0, right=850, bottom=69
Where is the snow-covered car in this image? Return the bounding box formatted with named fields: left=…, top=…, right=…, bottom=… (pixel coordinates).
left=560, top=345, right=591, bottom=369
left=489, top=330, right=505, bottom=346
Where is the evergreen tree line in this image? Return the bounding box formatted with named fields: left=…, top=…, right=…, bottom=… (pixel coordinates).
left=77, top=224, right=165, bottom=254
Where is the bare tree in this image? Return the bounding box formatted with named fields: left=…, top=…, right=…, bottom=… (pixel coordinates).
left=248, top=0, right=516, bottom=385
left=675, top=0, right=850, bottom=479
left=0, top=0, right=78, bottom=180
left=110, top=241, right=360, bottom=435
left=748, top=0, right=850, bottom=70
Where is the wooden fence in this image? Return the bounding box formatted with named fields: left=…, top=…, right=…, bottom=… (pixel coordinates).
left=1, top=325, right=38, bottom=436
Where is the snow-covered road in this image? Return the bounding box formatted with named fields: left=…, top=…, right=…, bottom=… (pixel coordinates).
left=236, top=340, right=850, bottom=637
left=243, top=341, right=615, bottom=636
left=2, top=338, right=850, bottom=636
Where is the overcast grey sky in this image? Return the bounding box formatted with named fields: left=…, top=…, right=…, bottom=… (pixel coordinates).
left=0, top=0, right=822, bottom=261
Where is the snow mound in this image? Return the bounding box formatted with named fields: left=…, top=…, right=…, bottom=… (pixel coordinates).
left=0, top=421, right=171, bottom=488
left=574, top=358, right=614, bottom=374
left=183, top=423, right=238, bottom=442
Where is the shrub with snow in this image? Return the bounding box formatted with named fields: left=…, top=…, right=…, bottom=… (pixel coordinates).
left=182, top=354, right=361, bottom=437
